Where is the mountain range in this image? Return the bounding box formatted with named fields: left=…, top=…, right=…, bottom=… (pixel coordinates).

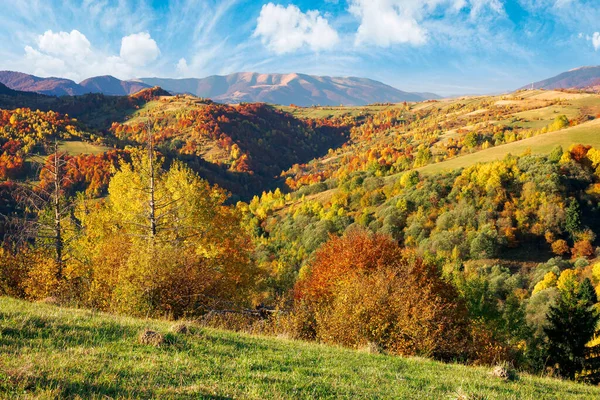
left=523, top=66, right=600, bottom=91
left=0, top=71, right=439, bottom=106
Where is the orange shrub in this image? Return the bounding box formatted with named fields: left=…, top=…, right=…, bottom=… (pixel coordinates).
left=294, top=229, right=471, bottom=361
left=572, top=240, right=594, bottom=259
left=551, top=239, right=570, bottom=256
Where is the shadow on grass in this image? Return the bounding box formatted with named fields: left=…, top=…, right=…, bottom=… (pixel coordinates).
left=0, top=313, right=136, bottom=347
left=6, top=373, right=234, bottom=400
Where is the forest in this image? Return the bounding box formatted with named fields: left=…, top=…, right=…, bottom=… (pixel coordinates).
left=2, top=86, right=600, bottom=383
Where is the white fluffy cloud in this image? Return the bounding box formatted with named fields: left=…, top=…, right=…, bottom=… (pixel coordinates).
left=254, top=3, right=339, bottom=54
left=593, top=32, right=600, bottom=51
left=120, top=32, right=160, bottom=66
left=21, top=30, right=160, bottom=81
left=349, top=0, right=503, bottom=47
left=176, top=58, right=189, bottom=76
left=37, top=30, right=92, bottom=58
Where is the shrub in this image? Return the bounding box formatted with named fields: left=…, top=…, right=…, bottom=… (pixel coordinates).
left=294, top=229, right=471, bottom=361
left=572, top=240, right=594, bottom=259
left=551, top=239, right=570, bottom=256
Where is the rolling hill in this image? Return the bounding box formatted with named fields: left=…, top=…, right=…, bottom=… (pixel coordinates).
left=136, top=72, right=438, bottom=106
left=524, top=66, right=600, bottom=91
left=2, top=297, right=599, bottom=399
left=79, top=75, right=152, bottom=96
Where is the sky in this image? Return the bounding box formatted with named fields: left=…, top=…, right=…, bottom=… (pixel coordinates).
left=0, top=0, right=599, bottom=96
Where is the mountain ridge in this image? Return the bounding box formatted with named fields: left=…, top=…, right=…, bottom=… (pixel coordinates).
left=0, top=70, right=439, bottom=106
left=522, top=65, right=600, bottom=91
left=137, top=72, right=439, bottom=106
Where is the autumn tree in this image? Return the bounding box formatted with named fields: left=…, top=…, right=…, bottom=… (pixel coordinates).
left=294, top=228, right=470, bottom=361
left=70, top=150, right=257, bottom=317
left=4, top=139, right=80, bottom=299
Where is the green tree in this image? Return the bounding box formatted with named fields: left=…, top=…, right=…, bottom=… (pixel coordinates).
left=464, top=132, right=478, bottom=148
left=565, top=198, right=581, bottom=240
left=549, top=145, right=563, bottom=163
left=544, top=277, right=599, bottom=381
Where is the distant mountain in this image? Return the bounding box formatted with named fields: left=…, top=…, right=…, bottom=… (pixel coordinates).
left=0, top=71, right=85, bottom=96
left=0, top=70, right=439, bottom=105
left=523, top=66, right=600, bottom=91
left=80, top=75, right=152, bottom=96
left=0, top=71, right=152, bottom=97
left=136, top=72, right=437, bottom=106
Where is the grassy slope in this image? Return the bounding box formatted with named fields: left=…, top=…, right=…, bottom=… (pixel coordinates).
left=1, top=298, right=599, bottom=399
left=58, top=141, right=111, bottom=155
left=418, top=118, right=600, bottom=175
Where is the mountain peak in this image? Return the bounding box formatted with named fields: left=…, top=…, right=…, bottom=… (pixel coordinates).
left=524, top=66, right=600, bottom=91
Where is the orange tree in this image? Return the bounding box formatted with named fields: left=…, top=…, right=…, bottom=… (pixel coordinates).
left=294, top=228, right=471, bottom=361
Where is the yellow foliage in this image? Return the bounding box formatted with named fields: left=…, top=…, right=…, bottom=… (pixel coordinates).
left=557, top=269, right=578, bottom=293
left=592, top=263, right=600, bottom=284
left=68, top=150, right=257, bottom=317
left=532, top=271, right=558, bottom=295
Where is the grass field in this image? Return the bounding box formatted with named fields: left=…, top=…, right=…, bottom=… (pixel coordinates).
left=1, top=297, right=600, bottom=399
left=58, top=141, right=111, bottom=155
left=418, top=118, right=600, bottom=175
left=277, top=104, right=401, bottom=119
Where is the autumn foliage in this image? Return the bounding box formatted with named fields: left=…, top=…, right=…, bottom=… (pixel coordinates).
left=294, top=229, right=470, bottom=361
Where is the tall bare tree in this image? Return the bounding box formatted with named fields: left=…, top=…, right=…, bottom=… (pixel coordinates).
left=8, top=138, right=75, bottom=280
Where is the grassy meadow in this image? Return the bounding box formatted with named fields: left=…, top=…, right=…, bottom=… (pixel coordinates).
left=418, top=118, right=600, bottom=175
left=2, top=297, right=600, bottom=399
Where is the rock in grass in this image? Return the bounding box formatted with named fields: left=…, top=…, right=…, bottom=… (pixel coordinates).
left=138, top=329, right=164, bottom=347
left=170, top=323, right=189, bottom=334
left=489, top=364, right=518, bottom=381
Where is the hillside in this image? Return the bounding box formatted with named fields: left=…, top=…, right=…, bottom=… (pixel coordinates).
left=279, top=90, right=600, bottom=191
left=0, top=71, right=85, bottom=96
left=137, top=72, right=436, bottom=106
left=1, top=297, right=599, bottom=399
left=417, top=118, right=600, bottom=174
left=0, top=71, right=153, bottom=97
left=79, top=75, right=152, bottom=96
left=3, top=88, right=600, bottom=387
left=524, top=66, right=600, bottom=91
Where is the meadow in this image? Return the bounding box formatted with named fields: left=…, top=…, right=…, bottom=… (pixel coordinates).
left=2, top=297, right=600, bottom=399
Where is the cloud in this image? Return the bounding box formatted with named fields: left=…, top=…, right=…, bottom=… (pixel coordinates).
left=120, top=32, right=160, bottom=66
left=176, top=58, right=189, bottom=76
left=593, top=32, right=600, bottom=51
left=349, top=0, right=428, bottom=46
left=349, top=0, right=504, bottom=47
left=254, top=3, right=339, bottom=54
left=20, top=30, right=161, bottom=81
left=37, top=30, right=92, bottom=58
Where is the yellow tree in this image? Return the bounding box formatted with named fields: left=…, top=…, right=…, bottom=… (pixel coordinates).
left=71, top=150, right=257, bottom=317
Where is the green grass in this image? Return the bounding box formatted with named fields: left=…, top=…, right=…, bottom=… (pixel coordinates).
left=277, top=104, right=401, bottom=119
left=1, top=298, right=600, bottom=399
left=58, top=141, right=111, bottom=155
left=418, top=119, right=600, bottom=175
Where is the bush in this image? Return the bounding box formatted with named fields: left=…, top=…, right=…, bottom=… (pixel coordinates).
left=572, top=240, right=594, bottom=259
left=294, top=229, right=471, bottom=361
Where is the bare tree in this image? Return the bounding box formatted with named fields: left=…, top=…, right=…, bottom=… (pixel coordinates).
left=7, top=138, right=76, bottom=280
left=136, top=119, right=186, bottom=240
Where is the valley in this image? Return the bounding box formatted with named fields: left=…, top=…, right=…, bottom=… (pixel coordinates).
left=2, top=68, right=600, bottom=397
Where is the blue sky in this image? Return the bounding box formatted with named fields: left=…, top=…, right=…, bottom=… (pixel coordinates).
left=0, top=0, right=599, bottom=96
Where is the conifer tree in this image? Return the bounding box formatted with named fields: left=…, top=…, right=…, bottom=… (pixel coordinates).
left=544, top=277, right=599, bottom=380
